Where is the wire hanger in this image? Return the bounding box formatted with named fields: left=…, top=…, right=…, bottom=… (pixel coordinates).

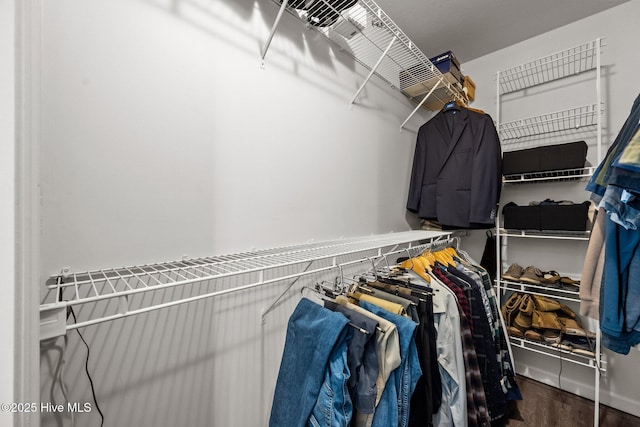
left=300, top=283, right=370, bottom=335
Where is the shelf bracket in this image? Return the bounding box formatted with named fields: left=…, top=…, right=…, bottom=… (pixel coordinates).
left=260, top=260, right=315, bottom=322
left=261, top=0, right=289, bottom=66
left=400, top=79, right=441, bottom=130
left=40, top=303, right=67, bottom=341
left=350, top=35, right=397, bottom=105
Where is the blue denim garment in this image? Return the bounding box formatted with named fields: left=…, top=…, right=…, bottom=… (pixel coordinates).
left=324, top=301, right=379, bottom=415
left=587, top=94, right=640, bottom=198
left=269, top=298, right=350, bottom=427
left=309, top=326, right=353, bottom=427
left=600, top=185, right=640, bottom=230
left=600, top=273, right=640, bottom=355
left=612, top=127, right=640, bottom=173
left=601, top=216, right=640, bottom=355
left=359, top=301, right=421, bottom=427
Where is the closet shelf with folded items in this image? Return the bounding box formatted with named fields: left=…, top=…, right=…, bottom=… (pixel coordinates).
left=265, top=0, right=468, bottom=119
left=270, top=238, right=522, bottom=427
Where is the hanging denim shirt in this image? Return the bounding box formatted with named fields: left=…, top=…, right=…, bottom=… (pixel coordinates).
left=600, top=215, right=640, bottom=354
left=269, top=298, right=351, bottom=427
left=359, top=301, right=421, bottom=427
left=587, top=93, right=640, bottom=200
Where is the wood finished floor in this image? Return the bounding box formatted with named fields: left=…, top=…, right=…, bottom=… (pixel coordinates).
left=502, top=376, right=640, bottom=427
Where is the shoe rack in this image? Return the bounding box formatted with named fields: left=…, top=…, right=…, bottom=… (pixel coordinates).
left=494, top=38, right=606, bottom=427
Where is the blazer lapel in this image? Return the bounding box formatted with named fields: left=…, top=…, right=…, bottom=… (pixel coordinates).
left=438, top=108, right=469, bottom=174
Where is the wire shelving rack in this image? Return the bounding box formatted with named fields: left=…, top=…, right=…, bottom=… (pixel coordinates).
left=40, top=230, right=450, bottom=339
left=497, top=39, right=604, bottom=94
left=263, top=0, right=467, bottom=127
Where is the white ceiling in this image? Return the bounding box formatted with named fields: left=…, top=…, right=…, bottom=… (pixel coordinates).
left=374, top=0, right=630, bottom=63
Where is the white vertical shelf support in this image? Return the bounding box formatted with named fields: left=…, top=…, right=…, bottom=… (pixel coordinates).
left=400, top=80, right=440, bottom=130
left=595, top=37, right=602, bottom=164
left=350, top=35, right=397, bottom=105
left=261, top=0, right=289, bottom=66
left=495, top=38, right=606, bottom=427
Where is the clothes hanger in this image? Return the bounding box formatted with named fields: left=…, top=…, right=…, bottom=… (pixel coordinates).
left=442, top=100, right=460, bottom=112
left=301, top=284, right=371, bottom=335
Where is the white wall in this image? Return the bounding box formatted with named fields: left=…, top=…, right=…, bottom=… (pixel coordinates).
left=461, top=0, right=640, bottom=417
left=1, top=0, right=16, bottom=425
left=38, top=0, right=428, bottom=426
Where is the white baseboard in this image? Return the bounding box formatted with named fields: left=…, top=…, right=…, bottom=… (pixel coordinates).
left=516, top=364, right=640, bottom=418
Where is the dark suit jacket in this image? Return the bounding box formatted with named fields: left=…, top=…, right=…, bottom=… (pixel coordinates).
left=407, top=107, right=502, bottom=228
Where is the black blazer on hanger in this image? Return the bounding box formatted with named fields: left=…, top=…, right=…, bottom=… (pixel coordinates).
left=407, top=107, right=502, bottom=228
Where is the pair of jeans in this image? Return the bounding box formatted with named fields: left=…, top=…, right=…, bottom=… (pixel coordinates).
left=601, top=216, right=640, bottom=354
left=359, top=301, right=421, bottom=427
left=310, top=327, right=354, bottom=427
left=270, top=298, right=352, bottom=427
left=325, top=300, right=379, bottom=416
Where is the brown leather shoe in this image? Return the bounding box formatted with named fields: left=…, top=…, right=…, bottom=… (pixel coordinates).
left=519, top=266, right=544, bottom=285
left=502, top=264, right=525, bottom=282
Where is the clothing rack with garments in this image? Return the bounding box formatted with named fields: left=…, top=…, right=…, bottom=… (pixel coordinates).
left=270, top=239, right=521, bottom=427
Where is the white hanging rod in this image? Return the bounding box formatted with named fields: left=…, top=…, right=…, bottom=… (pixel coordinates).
left=39, top=231, right=451, bottom=339
left=260, top=235, right=458, bottom=320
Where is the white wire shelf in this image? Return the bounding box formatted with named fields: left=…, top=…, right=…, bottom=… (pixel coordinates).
left=39, top=230, right=450, bottom=339
left=498, top=38, right=605, bottom=95
left=499, top=104, right=600, bottom=142
left=509, top=336, right=605, bottom=371
left=503, top=166, right=595, bottom=184
left=269, top=0, right=466, bottom=107
left=497, top=279, right=581, bottom=303
left=499, top=229, right=591, bottom=241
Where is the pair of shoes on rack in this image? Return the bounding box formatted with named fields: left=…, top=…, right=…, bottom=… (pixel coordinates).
left=501, top=264, right=560, bottom=285
left=554, top=334, right=596, bottom=357
left=501, top=264, right=581, bottom=289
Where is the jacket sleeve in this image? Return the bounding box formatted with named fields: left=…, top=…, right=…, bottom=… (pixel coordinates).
left=469, top=115, right=502, bottom=225
left=407, top=130, right=427, bottom=213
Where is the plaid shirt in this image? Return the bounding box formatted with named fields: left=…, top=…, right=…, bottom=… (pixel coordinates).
left=458, top=303, right=491, bottom=427
left=432, top=268, right=474, bottom=336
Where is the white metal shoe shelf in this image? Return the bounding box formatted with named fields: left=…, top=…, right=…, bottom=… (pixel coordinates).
left=495, top=38, right=606, bottom=427
left=39, top=230, right=450, bottom=340
left=503, top=166, right=596, bottom=184
left=262, top=0, right=467, bottom=129
left=499, top=104, right=600, bottom=141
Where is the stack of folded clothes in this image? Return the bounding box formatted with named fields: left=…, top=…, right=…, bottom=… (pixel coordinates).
left=501, top=292, right=596, bottom=357
left=501, top=263, right=581, bottom=292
